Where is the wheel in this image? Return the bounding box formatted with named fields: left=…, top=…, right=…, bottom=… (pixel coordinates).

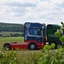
left=28, top=43, right=37, bottom=50
left=4, top=43, right=11, bottom=50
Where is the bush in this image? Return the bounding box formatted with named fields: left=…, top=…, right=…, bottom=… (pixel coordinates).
left=0, top=50, right=18, bottom=64
left=11, top=33, right=19, bottom=37
left=60, top=36, right=64, bottom=42
left=38, top=44, right=64, bottom=64
left=38, top=22, right=64, bottom=64
left=10, top=33, right=24, bottom=37
left=55, top=22, right=64, bottom=42
left=19, top=33, right=24, bottom=37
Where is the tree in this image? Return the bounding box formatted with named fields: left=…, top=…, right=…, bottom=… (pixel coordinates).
left=55, top=22, right=64, bottom=42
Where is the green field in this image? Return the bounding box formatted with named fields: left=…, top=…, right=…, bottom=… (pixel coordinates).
left=0, top=32, right=23, bottom=37
left=0, top=37, right=24, bottom=50
left=0, top=37, right=41, bottom=64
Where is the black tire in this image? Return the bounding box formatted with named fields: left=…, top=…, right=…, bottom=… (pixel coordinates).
left=4, top=43, right=11, bottom=50
left=28, top=43, right=37, bottom=50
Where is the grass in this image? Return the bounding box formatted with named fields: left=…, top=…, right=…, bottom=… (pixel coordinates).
left=0, top=37, right=41, bottom=64
left=0, top=37, right=24, bottom=50
left=16, top=50, right=41, bottom=64
left=2, top=49, right=41, bottom=64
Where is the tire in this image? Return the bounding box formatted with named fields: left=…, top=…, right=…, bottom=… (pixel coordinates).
left=28, top=43, right=37, bottom=50
left=4, top=43, right=11, bottom=50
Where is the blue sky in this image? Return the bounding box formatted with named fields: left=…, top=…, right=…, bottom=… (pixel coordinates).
left=0, top=0, right=64, bottom=25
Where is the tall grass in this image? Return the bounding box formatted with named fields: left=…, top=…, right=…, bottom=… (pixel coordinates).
left=16, top=50, right=41, bottom=64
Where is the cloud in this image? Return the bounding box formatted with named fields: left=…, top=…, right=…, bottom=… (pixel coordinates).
left=5, top=2, right=37, bottom=7
left=0, top=0, right=64, bottom=25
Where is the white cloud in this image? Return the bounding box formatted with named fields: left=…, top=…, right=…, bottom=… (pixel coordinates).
left=0, top=0, right=64, bottom=25
left=0, top=0, right=39, bottom=4
left=0, top=0, right=9, bottom=3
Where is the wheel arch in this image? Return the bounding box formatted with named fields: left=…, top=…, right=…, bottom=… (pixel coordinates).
left=4, top=43, right=10, bottom=46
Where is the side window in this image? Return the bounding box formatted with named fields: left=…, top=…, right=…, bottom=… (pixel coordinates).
left=37, top=29, right=42, bottom=35
left=29, top=29, right=38, bottom=35
left=53, top=28, right=59, bottom=33
left=29, top=28, right=42, bottom=36
left=53, top=28, right=57, bottom=32
left=34, top=29, right=37, bottom=35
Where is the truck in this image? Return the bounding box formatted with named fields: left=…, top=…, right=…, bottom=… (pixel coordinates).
left=3, top=22, right=62, bottom=50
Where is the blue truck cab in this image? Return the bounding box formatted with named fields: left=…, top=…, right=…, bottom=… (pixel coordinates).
left=24, top=22, right=46, bottom=43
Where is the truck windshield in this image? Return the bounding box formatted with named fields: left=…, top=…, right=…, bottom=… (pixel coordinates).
left=28, top=28, right=42, bottom=36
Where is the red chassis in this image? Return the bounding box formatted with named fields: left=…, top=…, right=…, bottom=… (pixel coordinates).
left=4, top=40, right=45, bottom=50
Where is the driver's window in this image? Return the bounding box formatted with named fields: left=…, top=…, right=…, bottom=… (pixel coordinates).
left=37, top=29, right=41, bottom=35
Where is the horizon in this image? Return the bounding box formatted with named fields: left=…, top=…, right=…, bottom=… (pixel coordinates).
left=0, top=21, right=62, bottom=25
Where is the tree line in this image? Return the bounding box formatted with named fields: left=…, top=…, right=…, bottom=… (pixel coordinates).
left=0, top=23, right=24, bottom=32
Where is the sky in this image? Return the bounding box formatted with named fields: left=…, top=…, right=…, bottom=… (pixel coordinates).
left=0, top=0, right=64, bottom=25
